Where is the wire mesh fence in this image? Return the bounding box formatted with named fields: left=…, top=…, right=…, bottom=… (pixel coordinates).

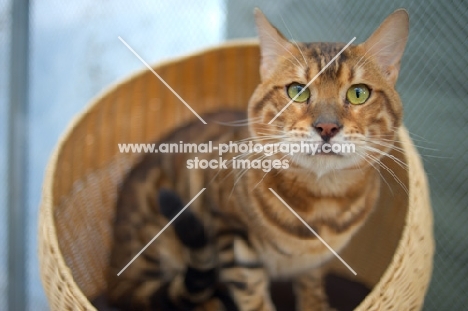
left=227, top=1, right=467, bottom=310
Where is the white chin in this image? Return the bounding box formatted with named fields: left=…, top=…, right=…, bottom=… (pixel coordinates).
left=291, top=154, right=361, bottom=177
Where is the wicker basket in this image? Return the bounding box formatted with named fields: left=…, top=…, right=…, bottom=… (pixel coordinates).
left=38, top=41, right=434, bottom=310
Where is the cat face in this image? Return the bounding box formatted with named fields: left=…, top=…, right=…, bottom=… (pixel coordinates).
left=248, top=9, right=409, bottom=176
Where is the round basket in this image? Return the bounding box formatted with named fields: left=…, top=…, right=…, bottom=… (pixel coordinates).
left=38, top=41, right=434, bottom=310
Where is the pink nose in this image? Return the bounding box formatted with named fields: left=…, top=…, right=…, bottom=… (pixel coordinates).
left=314, top=123, right=340, bottom=141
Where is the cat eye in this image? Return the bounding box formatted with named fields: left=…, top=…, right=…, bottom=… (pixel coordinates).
left=287, top=83, right=310, bottom=103
left=346, top=84, right=370, bottom=105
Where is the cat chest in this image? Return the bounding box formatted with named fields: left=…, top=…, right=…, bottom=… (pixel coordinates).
left=254, top=233, right=350, bottom=278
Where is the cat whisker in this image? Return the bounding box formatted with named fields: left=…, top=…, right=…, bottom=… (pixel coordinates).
left=256, top=133, right=287, bottom=139
left=354, top=151, right=394, bottom=196
left=210, top=150, right=261, bottom=187
left=221, top=117, right=261, bottom=123
left=363, top=129, right=433, bottom=144
left=209, top=143, right=273, bottom=185
left=213, top=116, right=263, bottom=127
left=253, top=151, right=288, bottom=189
left=256, top=122, right=284, bottom=129
left=361, top=145, right=409, bottom=171
left=229, top=152, right=272, bottom=198
left=362, top=137, right=406, bottom=152
left=366, top=153, right=408, bottom=195
left=256, top=127, right=284, bottom=133
left=418, top=154, right=453, bottom=159
left=262, top=29, right=306, bottom=70
left=279, top=14, right=308, bottom=68
left=389, top=126, right=439, bottom=146
left=365, top=135, right=440, bottom=151
left=227, top=135, right=284, bottom=145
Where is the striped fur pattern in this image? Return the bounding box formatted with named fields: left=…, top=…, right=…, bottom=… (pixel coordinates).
left=107, top=9, right=409, bottom=311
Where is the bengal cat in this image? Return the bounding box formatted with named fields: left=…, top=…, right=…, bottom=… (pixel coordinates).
left=106, top=8, right=409, bottom=311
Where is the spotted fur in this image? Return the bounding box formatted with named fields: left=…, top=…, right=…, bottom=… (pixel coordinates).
left=107, top=8, right=409, bottom=311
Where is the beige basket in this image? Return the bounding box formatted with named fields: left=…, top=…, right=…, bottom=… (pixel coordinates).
left=38, top=41, right=434, bottom=310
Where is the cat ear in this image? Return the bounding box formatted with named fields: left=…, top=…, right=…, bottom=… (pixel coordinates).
left=254, top=8, right=292, bottom=80
left=361, top=9, right=409, bottom=85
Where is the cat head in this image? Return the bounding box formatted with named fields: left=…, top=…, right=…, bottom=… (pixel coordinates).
left=248, top=9, right=409, bottom=177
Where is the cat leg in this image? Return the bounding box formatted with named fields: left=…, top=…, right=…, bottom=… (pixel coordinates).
left=218, top=231, right=275, bottom=311
left=294, top=269, right=335, bottom=311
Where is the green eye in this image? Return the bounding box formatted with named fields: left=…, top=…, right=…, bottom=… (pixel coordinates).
left=346, top=84, right=370, bottom=105
left=287, top=83, right=310, bottom=103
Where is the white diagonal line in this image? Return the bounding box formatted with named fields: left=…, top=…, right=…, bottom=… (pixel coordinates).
left=268, top=188, right=357, bottom=275
left=268, top=37, right=356, bottom=124
left=117, top=188, right=206, bottom=276
left=118, top=36, right=207, bottom=124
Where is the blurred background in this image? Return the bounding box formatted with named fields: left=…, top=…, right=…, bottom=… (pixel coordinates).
left=0, top=0, right=466, bottom=310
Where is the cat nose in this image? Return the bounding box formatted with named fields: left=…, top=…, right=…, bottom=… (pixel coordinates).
left=313, top=122, right=341, bottom=142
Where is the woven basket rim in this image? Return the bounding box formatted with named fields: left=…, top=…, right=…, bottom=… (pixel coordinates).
left=38, top=39, right=432, bottom=310
left=355, top=126, right=433, bottom=309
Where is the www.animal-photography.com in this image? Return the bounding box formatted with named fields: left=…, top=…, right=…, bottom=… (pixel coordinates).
left=1, top=1, right=466, bottom=310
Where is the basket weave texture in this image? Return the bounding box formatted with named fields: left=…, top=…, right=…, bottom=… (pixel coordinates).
left=38, top=41, right=434, bottom=310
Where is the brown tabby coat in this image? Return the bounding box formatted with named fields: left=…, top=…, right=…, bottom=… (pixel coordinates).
left=107, top=8, right=409, bottom=311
